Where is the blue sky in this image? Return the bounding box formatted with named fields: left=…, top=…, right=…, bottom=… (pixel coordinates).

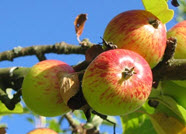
left=0, top=0, right=178, bottom=134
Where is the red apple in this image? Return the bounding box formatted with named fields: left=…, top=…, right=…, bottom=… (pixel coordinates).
left=22, top=60, right=74, bottom=117
left=167, top=20, right=186, bottom=59
left=82, top=49, right=152, bottom=115
left=103, top=10, right=167, bottom=68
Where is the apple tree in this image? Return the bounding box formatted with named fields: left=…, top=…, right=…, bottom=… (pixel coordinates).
left=0, top=0, right=186, bottom=134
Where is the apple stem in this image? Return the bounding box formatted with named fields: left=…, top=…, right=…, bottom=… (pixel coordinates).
left=149, top=19, right=160, bottom=29
left=92, top=110, right=116, bottom=134
left=101, top=37, right=118, bottom=50
left=122, top=67, right=136, bottom=79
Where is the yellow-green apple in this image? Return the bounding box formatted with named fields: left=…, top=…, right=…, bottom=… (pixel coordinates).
left=103, top=10, right=167, bottom=68
left=22, top=59, right=74, bottom=117
left=167, top=20, right=186, bottom=59
left=27, top=128, right=58, bottom=134
left=82, top=49, right=153, bottom=115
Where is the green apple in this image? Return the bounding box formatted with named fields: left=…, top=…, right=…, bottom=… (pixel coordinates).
left=22, top=60, right=74, bottom=117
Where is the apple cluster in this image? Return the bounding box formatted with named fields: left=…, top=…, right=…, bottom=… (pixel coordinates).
left=21, top=10, right=186, bottom=117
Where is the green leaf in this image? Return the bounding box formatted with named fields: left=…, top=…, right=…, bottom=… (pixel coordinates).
left=121, top=111, right=156, bottom=134
left=172, top=80, right=186, bottom=88
left=150, top=90, right=186, bottom=124
left=84, top=123, right=94, bottom=129
left=142, top=101, right=156, bottom=114
left=91, top=115, right=103, bottom=128
left=48, top=119, right=62, bottom=133
left=161, top=80, right=186, bottom=109
left=142, top=0, right=174, bottom=23
left=0, top=102, right=25, bottom=115
left=26, top=117, right=34, bottom=124
left=149, top=112, right=186, bottom=134
left=150, top=101, right=186, bottom=133
left=73, top=110, right=87, bottom=121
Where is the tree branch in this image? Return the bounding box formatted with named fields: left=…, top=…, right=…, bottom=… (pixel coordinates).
left=0, top=67, right=29, bottom=110
left=0, top=38, right=186, bottom=111
left=153, top=59, right=186, bottom=81
left=64, top=112, right=78, bottom=129
left=152, top=37, right=186, bottom=81
left=0, top=42, right=92, bottom=62
left=64, top=112, right=100, bottom=134
left=0, top=67, right=30, bottom=91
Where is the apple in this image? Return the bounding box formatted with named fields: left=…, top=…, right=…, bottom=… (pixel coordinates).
left=167, top=20, right=186, bottom=59
left=103, top=10, right=167, bottom=68
left=22, top=59, right=74, bottom=117
left=82, top=49, right=152, bottom=115
left=27, top=128, right=58, bottom=134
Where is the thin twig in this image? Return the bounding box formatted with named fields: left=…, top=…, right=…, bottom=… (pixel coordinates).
left=64, top=112, right=78, bottom=129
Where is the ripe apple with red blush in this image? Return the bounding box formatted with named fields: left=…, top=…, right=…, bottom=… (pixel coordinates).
left=82, top=49, right=153, bottom=116
left=103, top=10, right=167, bottom=68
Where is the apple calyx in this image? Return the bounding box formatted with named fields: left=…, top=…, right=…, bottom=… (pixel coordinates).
left=122, top=67, right=136, bottom=80
left=148, top=19, right=160, bottom=29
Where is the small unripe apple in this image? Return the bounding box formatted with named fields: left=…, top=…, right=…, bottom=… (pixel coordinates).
left=167, top=20, right=186, bottom=59
left=22, top=60, right=74, bottom=117
left=103, top=10, right=167, bottom=68
left=82, top=49, right=152, bottom=115
left=27, top=128, right=57, bottom=134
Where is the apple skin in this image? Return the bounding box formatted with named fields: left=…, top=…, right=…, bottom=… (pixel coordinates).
left=22, top=60, right=73, bottom=117
left=103, top=10, right=167, bottom=68
left=82, top=49, right=153, bottom=115
left=167, top=20, right=186, bottom=59
left=27, top=128, right=58, bottom=134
